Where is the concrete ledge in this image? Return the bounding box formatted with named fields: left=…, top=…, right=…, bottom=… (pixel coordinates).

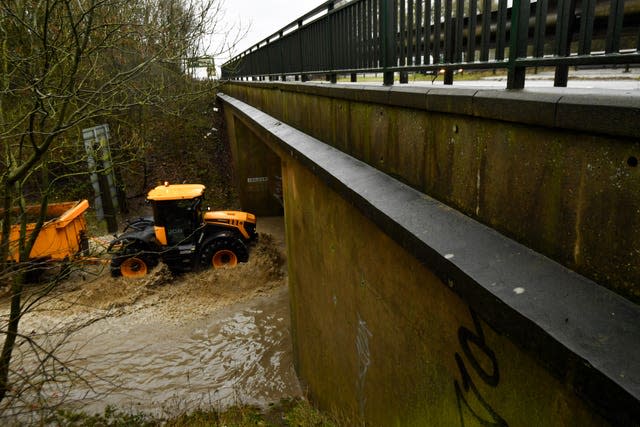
left=221, top=81, right=640, bottom=139
left=473, top=90, right=560, bottom=127
left=218, top=92, right=640, bottom=425
left=556, top=93, right=640, bottom=138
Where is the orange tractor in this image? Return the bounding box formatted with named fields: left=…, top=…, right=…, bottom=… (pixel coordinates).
left=108, top=183, right=257, bottom=277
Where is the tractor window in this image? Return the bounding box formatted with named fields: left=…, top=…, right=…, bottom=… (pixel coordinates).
left=153, top=199, right=201, bottom=246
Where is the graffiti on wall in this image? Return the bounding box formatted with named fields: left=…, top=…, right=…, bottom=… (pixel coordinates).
left=454, top=309, right=508, bottom=426
left=356, top=313, right=373, bottom=420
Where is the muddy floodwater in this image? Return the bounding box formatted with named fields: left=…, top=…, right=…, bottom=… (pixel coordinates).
left=1, top=217, right=301, bottom=420
left=60, top=286, right=299, bottom=415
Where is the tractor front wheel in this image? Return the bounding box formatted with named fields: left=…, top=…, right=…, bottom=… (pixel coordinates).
left=200, top=238, right=248, bottom=269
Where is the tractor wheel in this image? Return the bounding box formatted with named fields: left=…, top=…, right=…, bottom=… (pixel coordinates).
left=110, top=243, right=158, bottom=278
left=200, top=238, right=248, bottom=269
left=119, top=257, right=148, bottom=278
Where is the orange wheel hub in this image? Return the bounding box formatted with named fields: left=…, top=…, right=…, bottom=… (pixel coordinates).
left=212, top=250, right=238, bottom=268
left=120, top=257, right=148, bottom=278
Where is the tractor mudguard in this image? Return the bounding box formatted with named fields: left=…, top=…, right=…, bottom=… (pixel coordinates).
left=198, top=229, right=238, bottom=247
left=107, top=227, right=158, bottom=253
left=201, top=225, right=246, bottom=243
left=122, top=216, right=154, bottom=232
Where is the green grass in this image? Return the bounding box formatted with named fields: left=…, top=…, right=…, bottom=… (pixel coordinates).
left=335, top=68, right=509, bottom=84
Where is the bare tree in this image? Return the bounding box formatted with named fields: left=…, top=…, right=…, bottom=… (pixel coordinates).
left=0, top=0, right=243, bottom=411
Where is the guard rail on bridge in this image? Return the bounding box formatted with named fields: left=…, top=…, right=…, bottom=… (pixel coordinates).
left=221, top=0, right=640, bottom=88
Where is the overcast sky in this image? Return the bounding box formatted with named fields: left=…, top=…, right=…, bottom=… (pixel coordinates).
left=224, top=0, right=327, bottom=56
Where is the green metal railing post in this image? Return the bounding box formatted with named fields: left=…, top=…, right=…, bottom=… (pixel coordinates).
left=327, top=2, right=337, bottom=83
left=381, top=0, right=396, bottom=85
left=554, top=0, right=577, bottom=87
left=507, top=0, right=530, bottom=89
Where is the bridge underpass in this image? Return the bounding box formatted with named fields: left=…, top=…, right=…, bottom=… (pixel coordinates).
left=217, top=82, right=639, bottom=426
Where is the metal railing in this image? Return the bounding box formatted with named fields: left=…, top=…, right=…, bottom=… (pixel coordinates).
left=221, top=0, right=640, bottom=88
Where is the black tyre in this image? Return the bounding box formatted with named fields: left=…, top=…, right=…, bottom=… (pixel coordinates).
left=110, top=242, right=158, bottom=277
left=199, top=238, right=248, bottom=269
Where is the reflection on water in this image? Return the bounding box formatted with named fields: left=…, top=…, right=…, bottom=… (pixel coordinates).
left=57, top=286, right=300, bottom=416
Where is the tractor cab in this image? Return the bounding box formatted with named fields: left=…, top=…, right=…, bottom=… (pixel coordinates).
left=147, top=183, right=205, bottom=246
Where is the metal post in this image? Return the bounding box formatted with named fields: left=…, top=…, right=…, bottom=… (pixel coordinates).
left=381, top=0, right=396, bottom=85
left=554, top=0, right=576, bottom=87
left=83, top=125, right=118, bottom=233
left=507, top=0, right=530, bottom=89
left=298, top=20, right=305, bottom=78
left=444, top=69, right=454, bottom=84
left=444, top=6, right=455, bottom=86
left=328, top=2, right=336, bottom=83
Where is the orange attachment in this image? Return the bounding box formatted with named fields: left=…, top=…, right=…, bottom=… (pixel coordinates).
left=4, top=200, right=89, bottom=262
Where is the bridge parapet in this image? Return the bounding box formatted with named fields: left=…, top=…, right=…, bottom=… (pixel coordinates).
left=221, top=81, right=640, bottom=304
left=218, top=91, right=639, bottom=425
left=221, top=0, right=640, bottom=88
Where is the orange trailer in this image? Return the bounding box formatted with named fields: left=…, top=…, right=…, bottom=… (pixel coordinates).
left=4, top=200, right=90, bottom=262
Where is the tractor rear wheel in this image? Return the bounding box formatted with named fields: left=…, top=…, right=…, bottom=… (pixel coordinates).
left=119, top=257, right=148, bottom=278
left=200, top=238, right=248, bottom=269
left=110, top=242, right=158, bottom=278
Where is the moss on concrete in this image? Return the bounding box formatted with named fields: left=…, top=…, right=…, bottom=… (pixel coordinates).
left=282, top=157, right=610, bottom=426
left=223, top=82, right=640, bottom=303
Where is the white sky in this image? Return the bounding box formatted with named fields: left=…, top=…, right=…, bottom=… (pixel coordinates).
left=225, top=0, right=327, bottom=56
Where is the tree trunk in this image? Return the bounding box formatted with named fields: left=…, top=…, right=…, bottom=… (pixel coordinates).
left=0, top=272, right=23, bottom=403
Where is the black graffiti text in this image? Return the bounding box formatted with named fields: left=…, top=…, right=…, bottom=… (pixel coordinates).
left=454, top=309, right=507, bottom=427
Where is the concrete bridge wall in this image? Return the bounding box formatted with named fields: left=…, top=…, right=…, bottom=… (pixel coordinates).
left=221, top=81, right=640, bottom=304
left=217, top=85, right=639, bottom=425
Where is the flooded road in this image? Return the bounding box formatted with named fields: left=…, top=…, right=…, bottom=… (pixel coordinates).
left=61, top=286, right=300, bottom=416
left=1, top=217, right=301, bottom=419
